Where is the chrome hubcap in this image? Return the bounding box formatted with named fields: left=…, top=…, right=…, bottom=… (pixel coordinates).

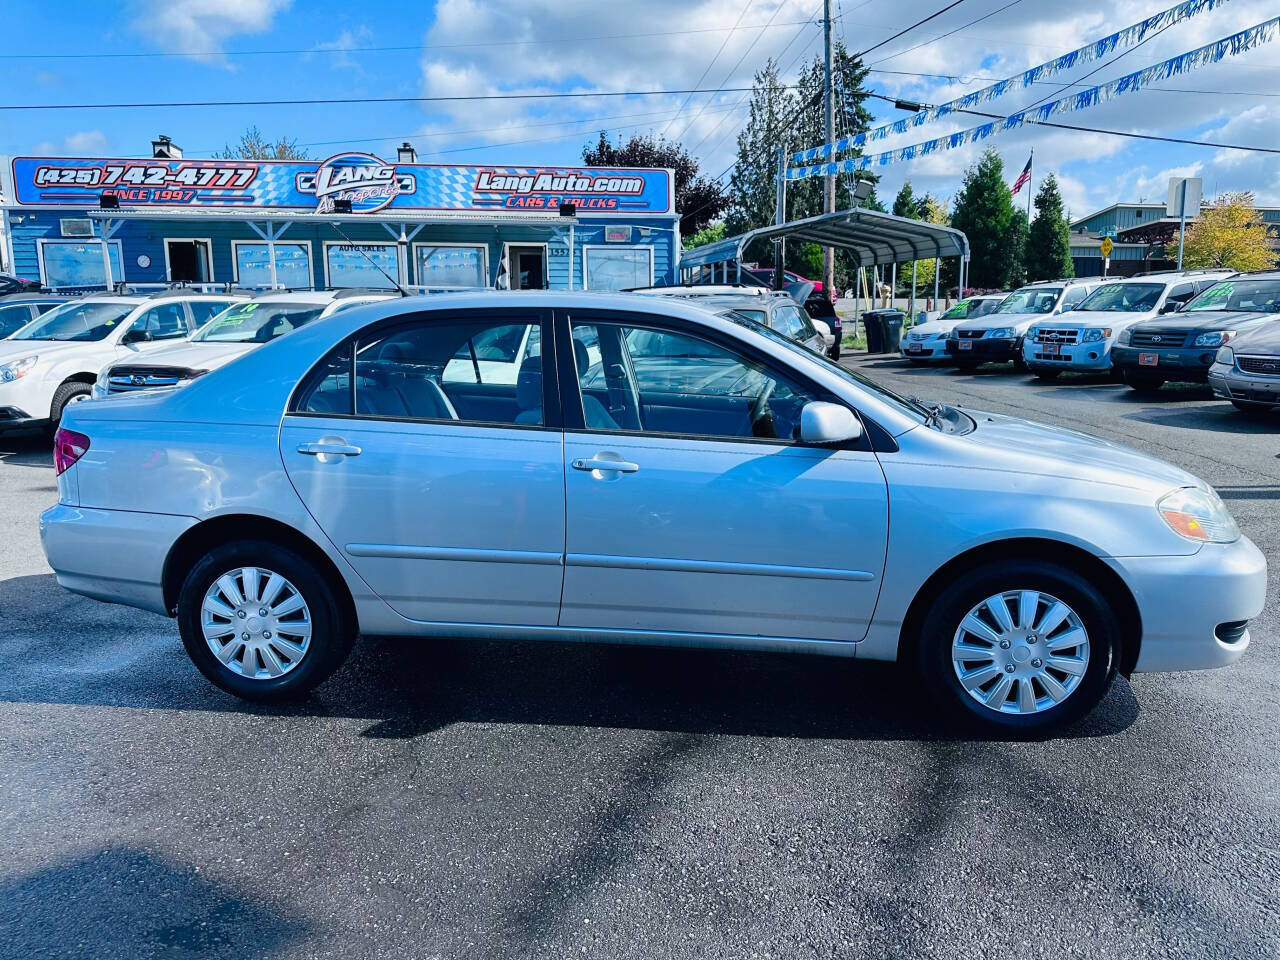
left=201, top=567, right=312, bottom=680
left=951, top=589, right=1090, bottom=715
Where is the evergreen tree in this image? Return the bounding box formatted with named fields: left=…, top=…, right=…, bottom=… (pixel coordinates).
left=1024, top=173, right=1074, bottom=282
left=892, top=181, right=919, bottom=219
left=948, top=148, right=1020, bottom=290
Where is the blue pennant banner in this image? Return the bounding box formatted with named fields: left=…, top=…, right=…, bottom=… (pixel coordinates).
left=786, top=15, right=1279, bottom=181
left=793, top=0, right=1232, bottom=165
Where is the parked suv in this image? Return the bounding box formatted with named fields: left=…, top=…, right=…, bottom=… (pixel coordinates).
left=93, top=289, right=394, bottom=399
left=1209, top=320, right=1280, bottom=414
left=902, top=294, right=1006, bottom=363
left=1022, top=271, right=1233, bottom=380
left=0, top=289, right=244, bottom=430
left=1112, top=273, right=1280, bottom=392
left=0, top=293, right=71, bottom=339
left=947, top=279, right=1110, bottom=369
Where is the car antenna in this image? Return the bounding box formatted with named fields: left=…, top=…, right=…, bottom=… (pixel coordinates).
left=328, top=219, right=409, bottom=297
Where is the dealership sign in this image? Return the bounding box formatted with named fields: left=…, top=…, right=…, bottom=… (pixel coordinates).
left=8, top=155, right=674, bottom=215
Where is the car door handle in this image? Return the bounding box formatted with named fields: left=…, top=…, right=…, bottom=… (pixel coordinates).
left=572, top=457, right=639, bottom=474
left=296, top=441, right=362, bottom=457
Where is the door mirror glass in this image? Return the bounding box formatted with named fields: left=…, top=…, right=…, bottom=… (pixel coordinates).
left=121, top=327, right=152, bottom=344
left=800, top=401, right=862, bottom=445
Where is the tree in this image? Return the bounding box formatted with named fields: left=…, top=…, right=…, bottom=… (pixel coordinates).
left=892, top=181, right=919, bottom=220
left=948, top=148, right=1020, bottom=290
left=584, top=132, right=726, bottom=237
left=1176, top=193, right=1276, bottom=272
left=912, top=194, right=948, bottom=297
left=215, top=126, right=307, bottom=160
left=683, top=221, right=725, bottom=250
left=1024, top=173, right=1074, bottom=282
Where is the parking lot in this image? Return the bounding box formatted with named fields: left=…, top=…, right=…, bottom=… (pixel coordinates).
left=1, top=357, right=1278, bottom=959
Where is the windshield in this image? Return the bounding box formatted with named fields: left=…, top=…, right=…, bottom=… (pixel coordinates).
left=1077, top=282, right=1164, bottom=313
left=194, top=301, right=325, bottom=342
left=720, top=308, right=766, bottom=324
left=1182, top=278, right=1280, bottom=313
left=995, top=287, right=1061, bottom=315
left=941, top=299, right=975, bottom=320
left=11, top=300, right=136, bottom=342
left=718, top=312, right=933, bottom=425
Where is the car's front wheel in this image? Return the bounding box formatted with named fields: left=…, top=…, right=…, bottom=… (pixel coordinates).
left=917, top=560, right=1118, bottom=733
left=177, top=540, right=355, bottom=701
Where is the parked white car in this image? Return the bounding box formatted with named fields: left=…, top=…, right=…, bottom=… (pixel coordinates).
left=1022, top=271, right=1234, bottom=379
left=0, top=290, right=244, bottom=430
left=947, top=279, right=1113, bottom=369
left=41, top=292, right=1265, bottom=733
left=93, top=289, right=395, bottom=399
left=901, top=294, right=1007, bottom=362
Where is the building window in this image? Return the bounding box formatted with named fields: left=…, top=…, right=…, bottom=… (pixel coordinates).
left=1135, top=210, right=1143, bottom=220
left=232, top=241, right=313, bottom=289
left=583, top=245, right=654, bottom=291
left=38, top=240, right=123, bottom=289
left=325, top=242, right=402, bottom=289
left=414, top=244, right=488, bottom=288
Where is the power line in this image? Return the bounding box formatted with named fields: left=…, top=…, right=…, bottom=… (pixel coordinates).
left=0, top=20, right=823, bottom=61
left=662, top=0, right=756, bottom=138
left=0, top=87, right=786, bottom=112
left=868, top=0, right=1024, bottom=65
left=856, top=0, right=970, bottom=58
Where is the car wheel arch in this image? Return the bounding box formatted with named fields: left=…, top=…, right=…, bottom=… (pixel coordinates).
left=162, top=513, right=357, bottom=632
left=896, top=537, right=1142, bottom=677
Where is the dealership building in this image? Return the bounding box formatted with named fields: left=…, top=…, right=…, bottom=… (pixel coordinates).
left=0, top=139, right=678, bottom=293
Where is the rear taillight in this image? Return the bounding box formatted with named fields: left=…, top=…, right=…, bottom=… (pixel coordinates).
left=53, top=428, right=90, bottom=475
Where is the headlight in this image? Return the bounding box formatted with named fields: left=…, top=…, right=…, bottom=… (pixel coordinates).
left=1081, top=327, right=1112, bottom=343
left=1158, top=487, right=1240, bottom=543
left=987, top=327, right=1015, bottom=339
left=0, top=355, right=37, bottom=383
left=1193, top=330, right=1234, bottom=347
left=1215, top=345, right=1234, bottom=365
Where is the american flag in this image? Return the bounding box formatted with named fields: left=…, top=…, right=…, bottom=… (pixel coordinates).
left=1010, top=155, right=1032, bottom=196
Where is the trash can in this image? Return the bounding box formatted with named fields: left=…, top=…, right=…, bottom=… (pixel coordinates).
left=863, top=311, right=885, bottom=353
left=882, top=310, right=905, bottom=353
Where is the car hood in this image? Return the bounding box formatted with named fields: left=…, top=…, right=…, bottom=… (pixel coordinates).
left=1055, top=309, right=1150, bottom=329
left=1130, top=310, right=1277, bottom=332
left=956, top=409, right=1201, bottom=493
left=110, top=340, right=255, bottom=372
left=954, top=312, right=1044, bottom=333
left=1229, top=322, right=1280, bottom=354
left=0, top=338, right=98, bottom=365
left=909, top=319, right=953, bottom=337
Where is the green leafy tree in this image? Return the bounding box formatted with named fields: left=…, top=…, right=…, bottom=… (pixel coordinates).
left=683, top=221, right=726, bottom=250
left=584, top=132, right=726, bottom=236
left=215, top=126, right=307, bottom=160
left=1024, top=173, right=1074, bottom=282
left=892, top=181, right=919, bottom=220
left=948, top=148, right=1020, bottom=290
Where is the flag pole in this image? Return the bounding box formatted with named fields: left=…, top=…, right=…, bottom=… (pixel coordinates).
left=1027, top=148, right=1034, bottom=224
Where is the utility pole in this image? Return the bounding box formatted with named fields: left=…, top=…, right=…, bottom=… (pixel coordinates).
left=823, top=0, right=835, bottom=300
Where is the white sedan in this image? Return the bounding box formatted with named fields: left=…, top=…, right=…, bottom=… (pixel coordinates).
left=41, top=292, right=1266, bottom=733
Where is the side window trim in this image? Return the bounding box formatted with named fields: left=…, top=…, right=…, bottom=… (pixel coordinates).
left=289, top=308, right=560, bottom=430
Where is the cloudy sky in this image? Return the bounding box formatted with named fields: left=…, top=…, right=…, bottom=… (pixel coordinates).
left=1, top=0, right=1276, bottom=222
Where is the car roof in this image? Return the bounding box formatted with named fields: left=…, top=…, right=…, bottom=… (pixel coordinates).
left=248, top=288, right=397, bottom=304
left=0, top=292, right=68, bottom=302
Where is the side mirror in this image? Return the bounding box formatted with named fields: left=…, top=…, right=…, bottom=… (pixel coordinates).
left=800, top=401, right=863, bottom=446
left=121, top=327, right=152, bottom=345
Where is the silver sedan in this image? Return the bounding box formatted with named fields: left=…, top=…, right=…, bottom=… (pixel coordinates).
left=40, top=292, right=1266, bottom=733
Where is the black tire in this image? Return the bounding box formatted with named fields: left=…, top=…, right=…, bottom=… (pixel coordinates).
left=829, top=344, right=841, bottom=361
left=1012, top=353, right=1027, bottom=371
left=915, top=560, right=1119, bottom=734
left=49, top=381, right=91, bottom=424
left=1230, top=399, right=1276, bottom=416
left=1123, top=371, right=1165, bottom=393
left=1033, top=369, right=1062, bottom=381
left=177, top=539, right=355, bottom=701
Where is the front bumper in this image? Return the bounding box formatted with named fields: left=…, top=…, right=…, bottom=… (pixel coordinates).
left=946, top=336, right=1019, bottom=362
left=40, top=503, right=196, bottom=616
left=1110, top=535, right=1267, bottom=672
left=1208, top=363, right=1280, bottom=406
left=1112, top=344, right=1215, bottom=381
left=1023, top=339, right=1112, bottom=371
left=901, top=339, right=948, bottom=360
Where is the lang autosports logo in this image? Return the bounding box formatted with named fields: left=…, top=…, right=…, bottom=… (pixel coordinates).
left=296, top=153, right=416, bottom=213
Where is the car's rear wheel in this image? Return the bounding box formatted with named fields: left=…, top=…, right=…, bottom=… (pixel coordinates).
left=177, top=540, right=355, bottom=701
left=917, top=560, right=1118, bottom=734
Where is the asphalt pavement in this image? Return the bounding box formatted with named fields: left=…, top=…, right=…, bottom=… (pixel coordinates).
left=1, top=358, right=1277, bottom=959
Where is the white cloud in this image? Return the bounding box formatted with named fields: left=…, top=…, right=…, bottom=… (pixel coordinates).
left=130, top=0, right=291, bottom=62
left=32, top=130, right=109, bottom=155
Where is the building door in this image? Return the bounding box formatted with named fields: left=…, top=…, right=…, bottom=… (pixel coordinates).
left=166, top=239, right=211, bottom=283
left=509, top=246, right=545, bottom=290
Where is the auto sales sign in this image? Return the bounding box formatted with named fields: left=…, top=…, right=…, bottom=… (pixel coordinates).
left=7, top=155, right=675, bottom=215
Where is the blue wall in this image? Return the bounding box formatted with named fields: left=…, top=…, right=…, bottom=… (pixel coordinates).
left=6, top=209, right=677, bottom=290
